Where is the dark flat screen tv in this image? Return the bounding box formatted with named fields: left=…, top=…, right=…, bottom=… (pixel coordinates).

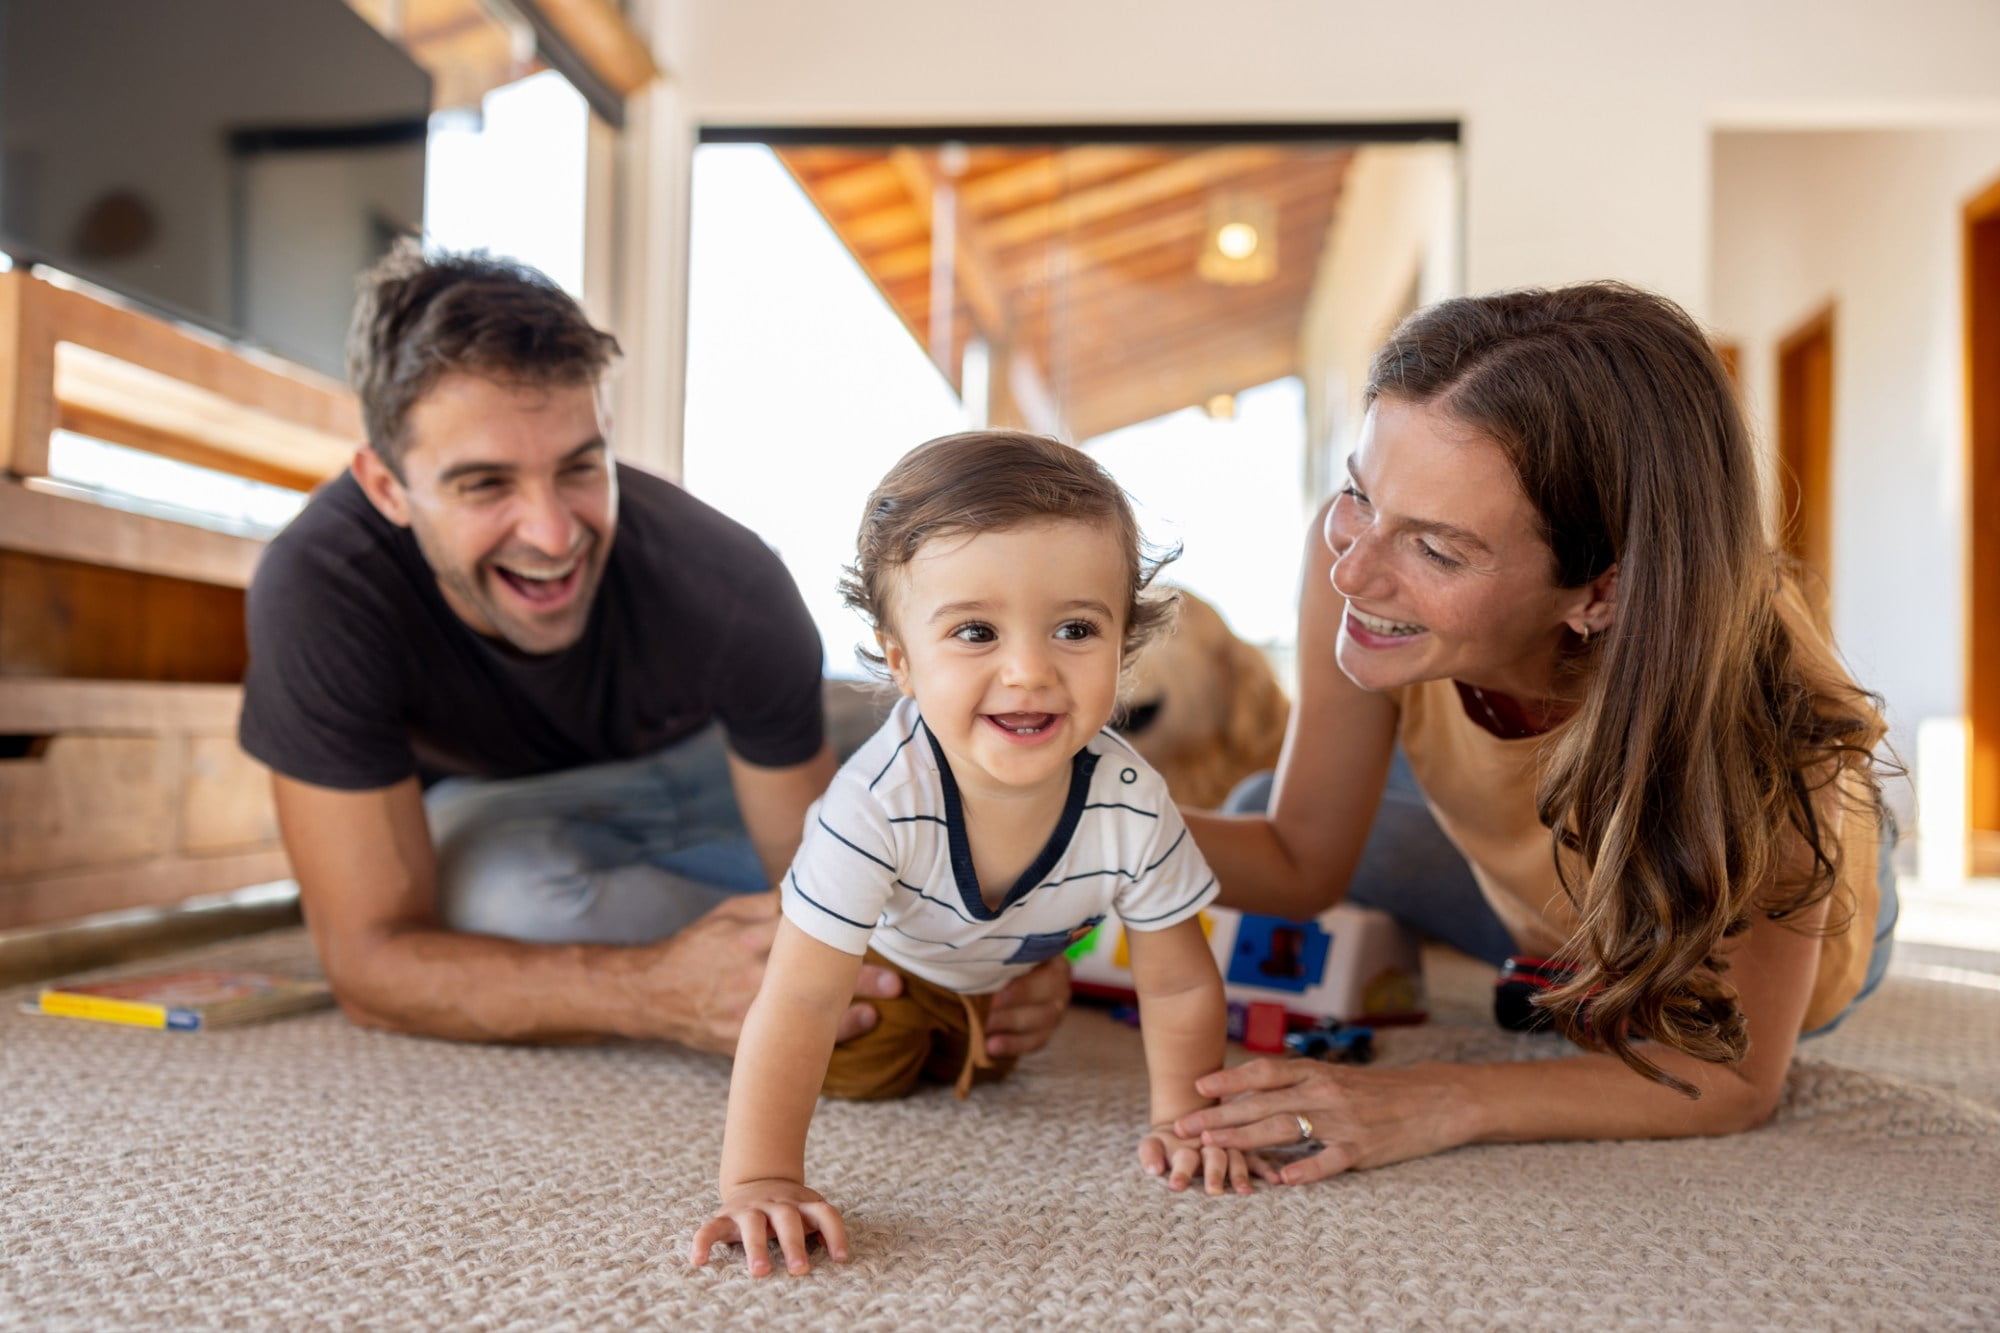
left=0, top=0, right=430, bottom=381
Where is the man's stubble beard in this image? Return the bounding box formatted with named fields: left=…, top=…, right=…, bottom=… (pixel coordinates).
left=407, top=514, right=604, bottom=656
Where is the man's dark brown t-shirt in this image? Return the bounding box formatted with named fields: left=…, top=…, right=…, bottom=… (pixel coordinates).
left=239, top=463, right=825, bottom=790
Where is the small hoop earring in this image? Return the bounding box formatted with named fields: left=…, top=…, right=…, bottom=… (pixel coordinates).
left=1579, top=625, right=1592, bottom=644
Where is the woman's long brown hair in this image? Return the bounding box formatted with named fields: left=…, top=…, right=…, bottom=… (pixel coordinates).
left=1366, top=283, right=1890, bottom=1094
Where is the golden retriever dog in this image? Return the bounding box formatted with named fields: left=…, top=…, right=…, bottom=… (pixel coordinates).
left=1120, top=588, right=1291, bottom=809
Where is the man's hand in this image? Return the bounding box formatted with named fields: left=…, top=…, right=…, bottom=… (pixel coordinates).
left=982, top=955, right=1073, bottom=1058
left=647, top=892, right=902, bottom=1055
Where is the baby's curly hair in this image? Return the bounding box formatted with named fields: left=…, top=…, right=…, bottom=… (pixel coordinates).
left=839, top=430, right=1178, bottom=673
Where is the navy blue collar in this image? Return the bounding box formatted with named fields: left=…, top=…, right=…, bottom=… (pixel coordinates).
left=920, top=720, right=1099, bottom=922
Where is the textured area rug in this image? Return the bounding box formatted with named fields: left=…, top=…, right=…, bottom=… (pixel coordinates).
left=3, top=930, right=1997, bottom=1330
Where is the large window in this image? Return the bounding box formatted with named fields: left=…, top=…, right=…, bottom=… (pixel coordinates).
left=683, top=130, right=1460, bottom=678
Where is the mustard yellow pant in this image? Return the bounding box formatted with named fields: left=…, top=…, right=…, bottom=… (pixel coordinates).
left=820, top=953, right=1019, bottom=1101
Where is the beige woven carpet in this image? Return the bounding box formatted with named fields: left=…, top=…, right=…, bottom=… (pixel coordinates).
left=4, top=930, right=1997, bottom=1331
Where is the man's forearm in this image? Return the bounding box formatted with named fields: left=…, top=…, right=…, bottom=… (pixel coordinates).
left=322, top=923, right=675, bottom=1043
left=276, top=772, right=771, bottom=1051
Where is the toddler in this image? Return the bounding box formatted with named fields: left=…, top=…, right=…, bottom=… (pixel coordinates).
left=691, top=431, right=1252, bottom=1278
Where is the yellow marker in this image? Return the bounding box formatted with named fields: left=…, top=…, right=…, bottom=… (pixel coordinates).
left=37, top=993, right=173, bottom=1028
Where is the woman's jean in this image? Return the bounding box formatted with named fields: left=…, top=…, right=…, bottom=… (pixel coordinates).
left=1222, top=753, right=1897, bottom=1035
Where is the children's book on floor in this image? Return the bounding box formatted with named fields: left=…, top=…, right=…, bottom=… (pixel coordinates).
left=28, top=970, right=334, bottom=1031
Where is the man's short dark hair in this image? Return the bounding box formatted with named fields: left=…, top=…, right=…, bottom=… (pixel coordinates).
left=347, top=243, right=621, bottom=476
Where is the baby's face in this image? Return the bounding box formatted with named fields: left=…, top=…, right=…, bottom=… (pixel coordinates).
left=880, top=519, right=1128, bottom=804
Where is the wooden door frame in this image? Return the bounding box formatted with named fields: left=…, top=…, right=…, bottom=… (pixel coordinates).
left=1964, top=172, right=2000, bottom=873
left=1775, top=305, right=1836, bottom=590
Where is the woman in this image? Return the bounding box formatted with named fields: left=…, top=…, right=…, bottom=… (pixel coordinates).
left=1168, top=282, right=1895, bottom=1184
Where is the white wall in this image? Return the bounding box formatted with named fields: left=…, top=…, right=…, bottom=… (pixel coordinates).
left=659, top=2, right=1999, bottom=286
left=1297, top=143, right=1460, bottom=505
left=628, top=0, right=2000, bottom=835
left=1711, top=127, right=2000, bottom=834
left=630, top=0, right=2000, bottom=469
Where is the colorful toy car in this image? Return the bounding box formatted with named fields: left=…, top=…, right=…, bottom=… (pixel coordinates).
left=1282, top=1020, right=1375, bottom=1064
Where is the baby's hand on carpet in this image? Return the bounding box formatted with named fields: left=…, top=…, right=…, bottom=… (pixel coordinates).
left=690, top=1179, right=849, bottom=1276
left=1137, top=1124, right=1257, bottom=1196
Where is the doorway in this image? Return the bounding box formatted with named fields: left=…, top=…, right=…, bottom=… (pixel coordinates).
left=1776, top=307, right=1836, bottom=592
left=1965, top=174, right=2000, bottom=875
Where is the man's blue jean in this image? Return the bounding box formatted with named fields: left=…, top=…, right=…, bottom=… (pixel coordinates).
left=1223, top=751, right=1896, bottom=1035
left=426, top=682, right=891, bottom=945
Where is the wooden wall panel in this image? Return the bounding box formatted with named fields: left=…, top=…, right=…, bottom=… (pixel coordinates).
left=0, top=552, right=247, bottom=683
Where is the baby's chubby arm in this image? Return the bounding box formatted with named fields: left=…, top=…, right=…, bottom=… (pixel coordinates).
left=1126, top=917, right=1261, bottom=1196
left=690, top=918, right=865, bottom=1276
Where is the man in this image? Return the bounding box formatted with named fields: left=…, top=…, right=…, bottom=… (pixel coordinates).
left=240, top=246, right=1068, bottom=1056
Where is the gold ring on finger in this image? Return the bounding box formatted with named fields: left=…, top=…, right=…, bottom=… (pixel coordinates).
left=1294, top=1113, right=1314, bottom=1142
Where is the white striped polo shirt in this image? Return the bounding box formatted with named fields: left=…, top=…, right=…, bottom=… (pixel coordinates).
left=780, top=696, right=1217, bottom=994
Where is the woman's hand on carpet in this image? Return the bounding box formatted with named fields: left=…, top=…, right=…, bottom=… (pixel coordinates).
left=983, top=955, right=1072, bottom=1058
left=1137, top=1124, right=1261, bottom=1196
left=690, top=1179, right=850, bottom=1277
left=1173, top=1058, right=1469, bottom=1184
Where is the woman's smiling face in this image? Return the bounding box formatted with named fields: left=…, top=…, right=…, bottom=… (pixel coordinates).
left=1325, top=397, right=1591, bottom=701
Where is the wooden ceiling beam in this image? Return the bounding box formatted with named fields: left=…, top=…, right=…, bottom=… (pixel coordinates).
left=992, top=168, right=1347, bottom=284
left=977, top=145, right=1295, bottom=250
left=889, top=205, right=1338, bottom=347
left=839, top=203, right=931, bottom=253
left=836, top=147, right=1304, bottom=258
left=781, top=155, right=909, bottom=217
left=531, top=0, right=659, bottom=97
left=889, top=148, right=1014, bottom=347
left=956, top=145, right=1171, bottom=216
left=856, top=164, right=1342, bottom=287
left=990, top=152, right=1347, bottom=248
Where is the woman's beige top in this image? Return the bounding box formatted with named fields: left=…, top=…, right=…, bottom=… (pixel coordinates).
left=1393, top=675, right=1880, bottom=1033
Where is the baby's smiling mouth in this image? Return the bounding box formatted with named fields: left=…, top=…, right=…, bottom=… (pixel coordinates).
left=985, top=712, right=1059, bottom=735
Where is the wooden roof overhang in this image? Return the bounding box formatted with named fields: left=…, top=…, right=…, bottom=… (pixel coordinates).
left=773, top=141, right=1355, bottom=441
left=344, top=0, right=656, bottom=120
